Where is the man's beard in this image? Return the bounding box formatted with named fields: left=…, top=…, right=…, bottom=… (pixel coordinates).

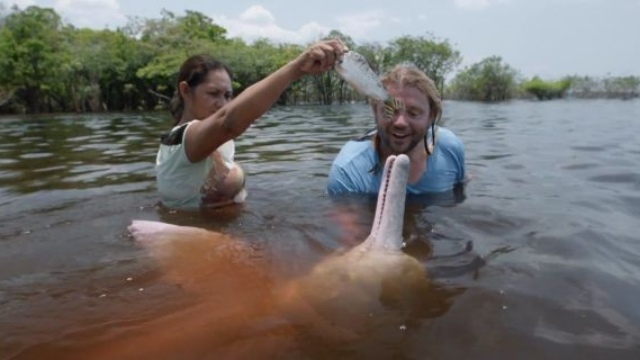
left=378, top=131, right=423, bottom=155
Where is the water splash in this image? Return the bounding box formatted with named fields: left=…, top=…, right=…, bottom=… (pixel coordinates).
left=335, top=52, right=389, bottom=101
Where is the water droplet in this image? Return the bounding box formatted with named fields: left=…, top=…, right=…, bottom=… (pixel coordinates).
left=126, top=277, right=133, bottom=282
left=399, top=325, right=407, bottom=331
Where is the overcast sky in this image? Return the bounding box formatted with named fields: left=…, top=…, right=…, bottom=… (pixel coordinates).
left=3, top=0, right=639, bottom=79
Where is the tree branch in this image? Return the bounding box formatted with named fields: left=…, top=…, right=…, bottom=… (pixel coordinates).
left=147, top=88, right=172, bottom=103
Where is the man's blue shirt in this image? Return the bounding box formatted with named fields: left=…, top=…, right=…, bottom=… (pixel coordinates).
left=327, top=127, right=466, bottom=195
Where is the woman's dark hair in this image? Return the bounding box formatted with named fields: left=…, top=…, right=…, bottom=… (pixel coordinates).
left=169, top=54, right=233, bottom=125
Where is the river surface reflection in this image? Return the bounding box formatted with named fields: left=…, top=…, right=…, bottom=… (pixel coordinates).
left=1, top=100, right=639, bottom=359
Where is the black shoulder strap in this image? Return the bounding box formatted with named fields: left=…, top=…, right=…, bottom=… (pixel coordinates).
left=160, top=123, right=188, bottom=146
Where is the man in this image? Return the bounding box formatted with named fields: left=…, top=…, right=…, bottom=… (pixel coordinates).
left=327, top=64, right=466, bottom=195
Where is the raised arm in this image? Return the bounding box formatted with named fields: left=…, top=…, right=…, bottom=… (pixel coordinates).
left=184, top=39, right=347, bottom=163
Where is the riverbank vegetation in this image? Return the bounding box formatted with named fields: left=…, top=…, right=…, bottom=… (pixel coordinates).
left=521, top=77, right=572, bottom=100
left=0, top=5, right=637, bottom=114
left=446, top=56, right=519, bottom=101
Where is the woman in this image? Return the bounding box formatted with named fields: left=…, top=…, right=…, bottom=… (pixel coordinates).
left=156, top=39, right=347, bottom=209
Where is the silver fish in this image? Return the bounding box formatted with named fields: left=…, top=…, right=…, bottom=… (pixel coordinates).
left=335, top=51, right=389, bottom=101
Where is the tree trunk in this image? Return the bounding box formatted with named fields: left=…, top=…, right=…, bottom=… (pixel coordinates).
left=25, top=86, right=41, bottom=113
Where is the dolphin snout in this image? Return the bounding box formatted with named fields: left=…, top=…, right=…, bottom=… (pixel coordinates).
left=366, top=154, right=410, bottom=251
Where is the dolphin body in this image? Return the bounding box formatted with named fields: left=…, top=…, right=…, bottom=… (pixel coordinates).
left=37, top=154, right=431, bottom=359
left=276, top=154, right=432, bottom=339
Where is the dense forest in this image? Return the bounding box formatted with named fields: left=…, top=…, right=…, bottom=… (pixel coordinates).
left=0, top=5, right=638, bottom=114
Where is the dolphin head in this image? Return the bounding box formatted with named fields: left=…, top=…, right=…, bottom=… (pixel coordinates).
left=363, top=154, right=410, bottom=252
left=277, top=154, right=427, bottom=339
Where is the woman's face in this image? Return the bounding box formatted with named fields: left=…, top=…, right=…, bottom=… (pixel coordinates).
left=183, top=69, right=233, bottom=120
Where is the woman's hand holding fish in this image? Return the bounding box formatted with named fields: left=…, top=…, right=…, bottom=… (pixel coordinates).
left=292, top=38, right=348, bottom=76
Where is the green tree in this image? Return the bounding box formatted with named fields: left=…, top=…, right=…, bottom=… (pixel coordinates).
left=300, top=29, right=363, bottom=105
left=299, top=30, right=349, bottom=105
left=324, top=30, right=361, bottom=104
left=355, top=42, right=389, bottom=73
left=134, top=10, right=230, bottom=108
left=0, top=6, right=69, bottom=113
left=563, top=75, right=639, bottom=99
left=0, top=4, right=9, bottom=109
left=448, top=56, right=518, bottom=101
left=522, top=76, right=571, bottom=100
left=180, top=10, right=227, bottom=42
left=137, top=10, right=227, bottom=48
left=603, top=76, right=639, bottom=99
left=565, top=75, right=599, bottom=98
left=385, top=35, right=461, bottom=93
left=64, top=27, right=153, bottom=111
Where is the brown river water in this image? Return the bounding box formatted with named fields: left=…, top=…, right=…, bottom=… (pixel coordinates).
left=1, top=100, right=639, bottom=359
